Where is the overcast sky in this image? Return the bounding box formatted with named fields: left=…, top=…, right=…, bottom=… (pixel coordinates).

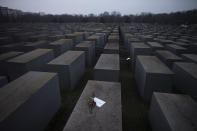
left=0, top=0, right=197, bottom=15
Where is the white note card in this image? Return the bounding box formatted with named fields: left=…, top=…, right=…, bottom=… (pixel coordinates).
left=94, top=97, right=106, bottom=107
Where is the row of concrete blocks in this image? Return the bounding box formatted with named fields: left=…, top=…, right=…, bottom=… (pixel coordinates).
left=63, top=32, right=122, bottom=131
left=129, top=42, right=197, bottom=102
left=0, top=32, right=112, bottom=86
left=149, top=92, right=197, bottom=131
left=0, top=49, right=87, bottom=131
left=131, top=45, right=197, bottom=131
left=0, top=35, right=101, bottom=80
left=0, top=31, right=121, bottom=131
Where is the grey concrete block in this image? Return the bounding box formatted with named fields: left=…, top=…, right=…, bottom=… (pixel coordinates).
left=44, top=51, right=85, bottom=90
left=5, top=49, right=54, bottom=80
left=87, top=35, right=104, bottom=56
left=94, top=54, right=120, bottom=82
left=149, top=92, right=197, bottom=131
left=182, top=54, right=197, bottom=64
left=103, top=43, right=119, bottom=54
left=147, top=42, right=164, bottom=52
left=47, top=39, right=73, bottom=57
left=135, top=56, right=174, bottom=102
left=65, top=32, right=84, bottom=44
left=0, top=76, right=8, bottom=87
left=22, top=40, right=48, bottom=52
left=172, top=62, right=197, bottom=101
left=165, top=44, right=188, bottom=55
left=156, top=50, right=183, bottom=68
left=0, top=51, right=24, bottom=61
left=0, top=42, right=29, bottom=53
left=75, top=41, right=95, bottom=67
left=108, top=35, right=119, bottom=43
left=130, top=42, right=151, bottom=73
left=127, top=37, right=141, bottom=54
left=63, top=80, right=122, bottom=131
left=0, top=71, right=61, bottom=131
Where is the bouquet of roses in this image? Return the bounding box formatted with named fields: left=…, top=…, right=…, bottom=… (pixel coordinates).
left=88, top=92, right=96, bottom=113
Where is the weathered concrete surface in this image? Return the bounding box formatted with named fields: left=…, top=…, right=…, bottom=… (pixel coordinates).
left=45, top=50, right=85, bottom=90
left=47, top=39, right=73, bottom=57
left=0, top=51, right=24, bottom=61
left=149, top=92, right=197, bottom=131
left=63, top=80, right=122, bottom=131
left=75, top=41, right=95, bottom=67
left=182, top=54, right=197, bottom=64
left=165, top=44, right=188, bottom=55
left=5, top=49, right=54, bottom=80
left=156, top=50, right=183, bottom=68
left=173, top=62, right=197, bottom=101
left=135, top=56, right=174, bottom=102
left=22, top=40, right=48, bottom=52
left=94, top=54, right=120, bottom=82
left=0, top=71, right=61, bottom=131
left=147, top=42, right=164, bottom=52
left=108, top=35, right=119, bottom=43
left=103, top=43, right=119, bottom=54
left=0, top=42, right=29, bottom=53
left=65, top=32, right=84, bottom=44
left=87, top=35, right=104, bottom=56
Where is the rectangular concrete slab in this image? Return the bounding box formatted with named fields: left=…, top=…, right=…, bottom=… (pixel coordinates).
left=103, top=43, right=119, bottom=54
left=22, top=40, right=48, bottom=52
left=87, top=35, right=104, bottom=56
left=147, top=42, right=164, bottom=52
left=0, top=51, right=24, bottom=61
left=5, top=49, right=54, bottom=80
left=149, top=92, right=197, bottom=131
left=182, top=54, right=197, bottom=64
left=135, top=56, right=174, bottom=102
left=172, top=62, right=197, bottom=101
left=0, top=71, right=61, bottom=131
left=65, top=32, right=84, bottom=44
left=47, top=39, right=73, bottom=57
left=94, top=54, right=120, bottom=82
left=75, top=41, right=95, bottom=67
left=165, top=44, right=188, bottom=55
left=63, top=80, right=122, bottom=131
left=44, top=50, right=85, bottom=90
left=108, top=35, right=119, bottom=43
left=156, top=50, right=183, bottom=68
left=130, top=42, right=151, bottom=73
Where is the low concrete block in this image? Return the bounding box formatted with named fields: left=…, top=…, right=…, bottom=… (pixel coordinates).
left=156, top=50, right=183, bottom=68
left=130, top=42, right=151, bottom=73
left=22, top=40, right=48, bottom=52
left=165, top=44, right=188, bottom=55
left=63, top=80, right=122, bottom=131
left=0, top=71, right=61, bottom=131
left=44, top=51, right=85, bottom=90
left=94, top=54, right=120, bottom=82
left=108, top=35, right=119, bottom=43
left=149, top=92, right=197, bottom=131
left=147, top=42, right=164, bottom=52
left=87, top=35, right=104, bottom=56
left=135, top=56, right=174, bottom=102
left=5, top=49, right=54, bottom=80
left=103, top=43, right=119, bottom=54
left=75, top=41, right=95, bottom=67
left=47, top=39, right=73, bottom=57
left=173, top=62, right=197, bottom=101
left=182, top=54, right=197, bottom=64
